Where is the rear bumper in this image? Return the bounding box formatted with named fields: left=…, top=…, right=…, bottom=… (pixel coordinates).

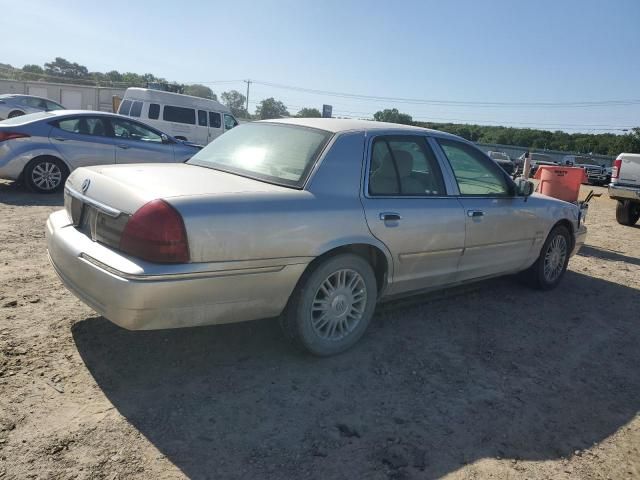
left=46, top=209, right=308, bottom=330
left=609, top=184, right=640, bottom=201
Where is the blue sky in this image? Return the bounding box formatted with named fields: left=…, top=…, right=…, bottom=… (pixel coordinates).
left=2, top=0, right=639, bottom=132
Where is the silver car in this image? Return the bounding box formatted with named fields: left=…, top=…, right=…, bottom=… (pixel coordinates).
left=0, top=94, right=65, bottom=119
left=0, top=110, right=201, bottom=193
left=46, top=119, right=587, bottom=356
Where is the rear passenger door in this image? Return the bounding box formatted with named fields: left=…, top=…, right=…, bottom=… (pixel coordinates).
left=49, top=116, right=115, bottom=169
left=360, top=135, right=466, bottom=295
left=110, top=118, right=175, bottom=164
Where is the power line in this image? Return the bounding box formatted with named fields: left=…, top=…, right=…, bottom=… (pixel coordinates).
left=248, top=80, right=640, bottom=108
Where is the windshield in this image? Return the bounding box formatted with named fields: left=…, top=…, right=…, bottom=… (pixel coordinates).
left=188, top=122, right=332, bottom=188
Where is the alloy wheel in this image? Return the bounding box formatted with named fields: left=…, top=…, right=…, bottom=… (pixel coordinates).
left=543, top=234, right=567, bottom=283
left=31, top=161, right=62, bottom=191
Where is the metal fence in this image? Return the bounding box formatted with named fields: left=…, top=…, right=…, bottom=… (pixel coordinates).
left=476, top=142, right=615, bottom=167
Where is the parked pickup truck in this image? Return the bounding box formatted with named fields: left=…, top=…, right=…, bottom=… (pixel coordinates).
left=609, top=153, right=640, bottom=226
left=562, top=155, right=610, bottom=186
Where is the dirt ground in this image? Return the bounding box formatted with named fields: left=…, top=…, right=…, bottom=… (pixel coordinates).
left=0, top=180, right=638, bottom=480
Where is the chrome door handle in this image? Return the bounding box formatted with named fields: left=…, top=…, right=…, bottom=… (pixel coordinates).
left=379, top=212, right=402, bottom=221
left=467, top=210, right=484, bottom=218
left=53, top=137, right=66, bottom=141
left=117, top=144, right=130, bottom=149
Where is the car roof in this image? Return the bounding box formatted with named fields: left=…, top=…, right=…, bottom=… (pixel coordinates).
left=0, top=94, right=59, bottom=102
left=262, top=117, right=458, bottom=138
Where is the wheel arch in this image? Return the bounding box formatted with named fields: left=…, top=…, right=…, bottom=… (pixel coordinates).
left=21, top=154, right=70, bottom=189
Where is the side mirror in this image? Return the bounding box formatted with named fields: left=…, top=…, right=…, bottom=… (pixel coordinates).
left=161, top=133, right=171, bottom=144
left=515, top=178, right=535, bottom=197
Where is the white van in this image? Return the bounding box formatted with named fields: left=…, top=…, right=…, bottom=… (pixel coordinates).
left=117, top=87, right=238, bottom=145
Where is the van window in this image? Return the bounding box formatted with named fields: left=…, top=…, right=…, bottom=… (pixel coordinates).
left=130, top=101, right=143, bottom=118
left=224, top=114, right=238, bottom=130
left=148, top=103, right=160, bottom=119
left=209, top=112, right=221, bottom=128
left=198, top=110, right=207, bottom=127
left=163, top=105, right=195, bottom=125
left=119, top=99, right=132, bottom=115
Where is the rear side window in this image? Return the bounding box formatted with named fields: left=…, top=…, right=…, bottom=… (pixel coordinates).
left=198, top=110, right=207, bottom=126
left=368, top=136, right=446, bottom=196
left=56, top=116, right=109, bottom=136
left=148, top=103, right=160, bottom=119
left=129, top=101, right=143, bottom=118
left=163, top=105, right=195, bottom=125
left=118, top=99, right=132, bottom=115
left=209, top=112, right=221, bottom=128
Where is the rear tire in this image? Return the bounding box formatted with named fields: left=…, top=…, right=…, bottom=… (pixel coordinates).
left=615, top=200, right=640, bottom=226
left=24, top=157, right=68, bottom=193
left=8, top=110, right=25, bottom=118
left=280, top=253, right=378, bottom=356
left=520, top=225, right=571, bottom=290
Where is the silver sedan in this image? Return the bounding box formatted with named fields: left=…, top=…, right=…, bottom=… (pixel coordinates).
left=0, top=110, right=201, bottom=193
left=46, top=119, right=587, bottom=355
left=0, top=94, right=65, bottom=119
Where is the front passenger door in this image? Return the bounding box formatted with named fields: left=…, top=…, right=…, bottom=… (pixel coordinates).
left=110, top=118, right=175, bottom=164
left=436, top=139, right=538, bottom=280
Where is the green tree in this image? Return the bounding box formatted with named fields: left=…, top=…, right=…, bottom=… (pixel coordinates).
left=256, top=97, right=289, bottom=119
left=183, top=84, right=217, bottom=100
left=373, top=108, right=413, bottom=125
left=44, top=57, right=88, bottom=78
left=220, top=90, right=248, bottom=118
left=296, top=107, right=322, bottom=118
left=22, top=64, right=44, bottom=74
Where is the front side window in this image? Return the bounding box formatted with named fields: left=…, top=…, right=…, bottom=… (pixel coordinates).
left=56, top=116, right=109, bottom=136
left=148, top=103, right=160, bottom=119
left=198, top=110, right=208, bottom=127
left=118, top=99, right=132, bottom=115
left=129, top=101, right=143, bottom=117
left=163, top=105, right=195, bottom=125
left=45, top=100, right=63, bottom=111
left=224, top=114, right=238, bottom=130
left=438, top=139, right=510, bottom=196
left=368, top=136, right=445, bottom=196
left=111, top=118, right=161, bottom=143
left=188, top=122, right=331, bottom=188
left=209, top=112, right=221, bottom=128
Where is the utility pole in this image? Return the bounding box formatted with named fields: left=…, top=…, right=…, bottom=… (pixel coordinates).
left=244, top=79, right=251, bottom=115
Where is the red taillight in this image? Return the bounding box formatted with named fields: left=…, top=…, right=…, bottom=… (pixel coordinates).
left=0, top=131, right=30, bottom=142
left=611, top=158, right=622, bottom=180
left=119, top=199, right=189, bottom=263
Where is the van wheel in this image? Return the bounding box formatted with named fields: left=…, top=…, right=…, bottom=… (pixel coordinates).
left=520, top=225, right=571, bottom=290
left=280, top=254, right=378, bottom=356
left=24, top=157, right=68, bottom=193
left=615, top=200, right=640, bottom=226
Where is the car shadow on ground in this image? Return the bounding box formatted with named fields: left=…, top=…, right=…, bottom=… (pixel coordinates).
left=578, top=244, right=640, bottom=267
left=72, top=272, right=639, bottom=479
left=0, top=180, right=63, bottom=207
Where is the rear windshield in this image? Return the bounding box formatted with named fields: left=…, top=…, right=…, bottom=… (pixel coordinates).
left=0, top=111, right=56, bottom=125
left=187, top=122, right=332, bottom=188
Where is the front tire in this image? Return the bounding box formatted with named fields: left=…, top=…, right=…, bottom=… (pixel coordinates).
left=24, top=157, right=68, bottom=193
left=615, top=200, right=640, bottom=226
left=280, top=253, right=378, bottom=356
left=8, top=110, right=25, bottom=118
left=521, top=225, right=571, bottom=290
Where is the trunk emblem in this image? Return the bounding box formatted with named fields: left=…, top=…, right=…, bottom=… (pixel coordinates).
left=81, top=179, right=91, bottom=193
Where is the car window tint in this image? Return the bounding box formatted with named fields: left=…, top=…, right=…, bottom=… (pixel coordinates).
left=438, top=139, right=510, bottom=196
left=163, top=105, right=195, bottom=125
left=111, top=119, right=161, bottom=143
left=57, top=117, right=109, bottom=136
left=224, top=114, right=237, bottom=130
left=118, top=99, right=132, bottom=115
left=45, top=100, right=63, bottom=111
left=130, top=101, right=143, bottom=118
left=198, top=110, right=207, bottom=126
left=209, top=112, right=221, bottom=128
left=25, top=97, right=44, bottom=108
left=368, top=136, right=445, bottom=196
left=148, top=103, right=160, bottom=119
